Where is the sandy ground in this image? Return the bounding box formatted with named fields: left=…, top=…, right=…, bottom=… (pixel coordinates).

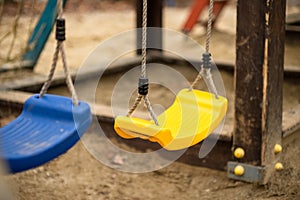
left=0, top=1, right=300, bottom=200
left=0, top=132, right=298, bottom=200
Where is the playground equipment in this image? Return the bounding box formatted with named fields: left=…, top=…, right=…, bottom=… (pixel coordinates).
left=181, top=0, right=228, bottom=34
left=0, top=0, right=91, bottom=173
left=22, top=0, right=67, bottom=68
left=0, top=0, right=298, bottom=184
left=115, top=89, right=227, bottom=150
left=114, top=0, right=227, bottom=150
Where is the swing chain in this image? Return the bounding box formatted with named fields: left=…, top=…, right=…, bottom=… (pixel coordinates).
left=190, top=0, right=219, bottom=99
left=39, top=0, right=79, bottom=106
left=127, top=0, right=159, bottom=126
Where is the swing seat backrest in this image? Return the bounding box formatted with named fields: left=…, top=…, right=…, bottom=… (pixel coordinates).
left=0, top=94, right=91, bottom=173
left=114, top=89, right=227, bottom=150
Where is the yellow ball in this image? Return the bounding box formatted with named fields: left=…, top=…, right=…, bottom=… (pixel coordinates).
left=234, top=147, right=245, bottom=159
left=234, top=165, right=245, bottom=176
left=275, top=162, right=283, bottom=171
left=274, top=144, right=282, bottom=154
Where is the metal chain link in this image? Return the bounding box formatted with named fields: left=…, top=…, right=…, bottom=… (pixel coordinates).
left=39, top=0, right=79, bottom=105
left=127, top=0, right=158, bottom=125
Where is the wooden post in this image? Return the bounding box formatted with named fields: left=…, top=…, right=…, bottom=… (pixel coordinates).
left=233, top=0, right=285, bottom=177
left=262, top=0, right=286, bottom=166
left=136, top=0, right=163, bottom=55
left=234, top=0, right=266, bottom=165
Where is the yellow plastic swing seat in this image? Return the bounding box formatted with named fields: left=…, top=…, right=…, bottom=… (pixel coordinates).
left=114, top=89, right=227, bottom=150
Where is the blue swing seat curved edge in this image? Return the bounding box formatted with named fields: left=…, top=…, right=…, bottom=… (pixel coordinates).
left=0, top=94, right=92, bottom=173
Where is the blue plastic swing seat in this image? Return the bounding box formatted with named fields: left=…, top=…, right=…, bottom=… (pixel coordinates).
left=0, top=94, right=91, bottom=173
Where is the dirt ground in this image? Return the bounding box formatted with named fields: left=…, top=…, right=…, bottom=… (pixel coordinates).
left=0, top=1, right=300, bottom=200
left=0, top=132, right=298, bottom=200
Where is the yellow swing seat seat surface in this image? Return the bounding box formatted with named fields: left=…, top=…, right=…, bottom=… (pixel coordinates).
left=114, top=89, right=227, bottom=150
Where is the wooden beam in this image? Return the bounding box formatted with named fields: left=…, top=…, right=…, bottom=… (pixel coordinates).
left=0, top=90, right=232, bottom=141
left=234, top=0, right=286, bottom=181
left=262, top=0, right=286, bottom=166
left=0, top=57, right=143, bottom=91
left=136, top=0, right=163, bottom=55
left=234, top=0, right=266, bottom=165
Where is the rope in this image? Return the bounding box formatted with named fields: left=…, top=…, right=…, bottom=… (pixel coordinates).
left=39, top=42, right=60, bottom=98
left=205, top=0, right=214, bottom=53
left=57, top=0, right=63, bottom=19
left=190, top=0, right=219, bottom=99
left=61, top=44, right=79, bottom=105
left=190, top=70, right=203, bottom=89
left=204, top=68, right=218, bottom=99
left=39, top=0, right=79, bottom=105
left=127, top=94, right=143, bottom=116
left=144, top=95, right=158, bottom=125
left=127, top=0, right=158, bottom=125
left=141, top=0, right=147, bottom=79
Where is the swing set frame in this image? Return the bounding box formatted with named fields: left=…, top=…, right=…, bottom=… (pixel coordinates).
left=0, top=0, right=299, bottom=184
